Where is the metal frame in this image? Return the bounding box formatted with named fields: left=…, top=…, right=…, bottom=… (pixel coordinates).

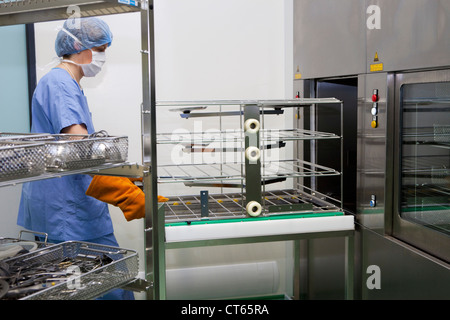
left=154, top=99, right=354, bottom=299
left=391, top=69, right=450, bottom=263
left=0, top=0, right=156, bottom=299
left=161, top=207, right=355, bottom=300
left=138, top=0, right=166, bottom=300
left=163, top=189, right=342, bottom=224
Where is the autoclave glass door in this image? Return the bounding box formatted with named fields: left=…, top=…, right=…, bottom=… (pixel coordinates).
left=393, top=70, right=450, bottom=263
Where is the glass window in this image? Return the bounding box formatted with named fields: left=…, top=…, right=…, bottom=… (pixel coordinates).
left=400, top=82, right=450, bottom=235
left=0, top=25, right=30, bottom=132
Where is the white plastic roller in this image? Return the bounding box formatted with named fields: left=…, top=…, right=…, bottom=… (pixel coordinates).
left=245, top=146, right=260, bottom=162
left=244, top=118, right=260, bottom=133
left=246, top=201, right=262, bottom=217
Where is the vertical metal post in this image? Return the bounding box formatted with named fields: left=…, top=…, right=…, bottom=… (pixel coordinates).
left=200, top=190, right=209, bottom=218
left=25, top=24, right=36, bottom=128
left=141, top=1, right=165, bottom=300
left=293, top=240, right=300, bottom=299
left=345, top=234, right=354, bottom=300
left=310, top=102, right=316, bottom=191
left=244, top=105, right=262, bottom=212
left=156, top=203, right=167, bottom=298
left=340, top=102, right=344, bottom=209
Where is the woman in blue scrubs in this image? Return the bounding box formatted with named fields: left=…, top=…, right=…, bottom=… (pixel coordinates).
left=18, top=17, right=134, bottom=300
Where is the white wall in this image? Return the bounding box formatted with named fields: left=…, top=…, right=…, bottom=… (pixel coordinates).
left=154, top=0, right=290, bottom=101
left=27, top=0, right=293, bottom=299
left=0, top=25, right=30, bottom=133
left=0, top=25, right=32, bottom=240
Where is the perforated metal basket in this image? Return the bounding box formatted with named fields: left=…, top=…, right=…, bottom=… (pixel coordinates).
left=0, top=133, right=42, bottom=140
left=434, top=124, right=450, bottom=143
left=29, top=134, right=128, bottom=172
left=0, top=140, right=46, bottom=181
left=1, top=241, right=138, bottom=300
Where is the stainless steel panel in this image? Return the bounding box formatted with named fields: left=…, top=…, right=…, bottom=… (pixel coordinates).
left=356, top=73, right=389, bottom=233
left=361, top=227, right=450, bottom=299
left=366, top=0, right=450, bottom=73
left=293, top=0, right=450, bottom=78
left=306, top=237, right=347, bottom=299
left=293, top=0, right=366, bottom=79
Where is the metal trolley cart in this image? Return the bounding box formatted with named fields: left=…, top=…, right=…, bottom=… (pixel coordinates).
left=0, top=0, right=150, bottom=299
left=153, top=99, right=354, bottom=299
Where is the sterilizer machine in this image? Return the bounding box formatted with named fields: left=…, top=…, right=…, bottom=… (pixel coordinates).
left=293, top=0, right=450, bottom=299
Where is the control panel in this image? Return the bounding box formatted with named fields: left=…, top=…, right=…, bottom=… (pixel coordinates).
left=371, top=89, right=379, bottom=128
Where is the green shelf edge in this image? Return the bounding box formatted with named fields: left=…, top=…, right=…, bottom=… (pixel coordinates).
left=165, top=211, right=344, bottom=227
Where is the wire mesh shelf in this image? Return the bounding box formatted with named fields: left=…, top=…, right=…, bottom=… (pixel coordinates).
left=402, top=126, right=450, bottom=147
left=164, top=189, right=342, bottom=223
left=158, top=159, right=340, bottom=184
left=157, top=98, right=343, bottom=108
left=157, top=128, right=340, bottom=145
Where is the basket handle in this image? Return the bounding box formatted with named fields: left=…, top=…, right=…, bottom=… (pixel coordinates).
left=19, top=230, right=48, bottom=244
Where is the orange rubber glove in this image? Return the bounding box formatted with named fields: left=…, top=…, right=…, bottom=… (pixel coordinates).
left=86, top=175, right=168, bottom=222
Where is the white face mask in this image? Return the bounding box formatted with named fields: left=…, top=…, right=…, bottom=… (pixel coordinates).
left=62, top=49, right=106, bottom=77
left=81, top=50, right=106, bottom=77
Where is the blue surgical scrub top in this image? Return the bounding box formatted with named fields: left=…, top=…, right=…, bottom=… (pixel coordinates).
left=17, top=68, right=114, bottom=241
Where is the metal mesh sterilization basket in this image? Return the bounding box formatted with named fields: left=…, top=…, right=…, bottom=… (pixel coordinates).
left=0, top=241, right=138, bottom=300
left=434, top=124, right=450, bottom=143
left=0, top=140, right=46, bottom=181
left=0, top=133, right=129, bottom=173
left=31, top=134, right=129, bottom=172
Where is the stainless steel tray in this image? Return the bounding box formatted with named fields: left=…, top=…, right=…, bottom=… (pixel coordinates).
left=0, top=241, right=138, bottom=300
left=0, top=140, right=46, bottom=181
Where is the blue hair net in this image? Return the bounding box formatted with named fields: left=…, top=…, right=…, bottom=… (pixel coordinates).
left=55, top=17, right=113, bottom=57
